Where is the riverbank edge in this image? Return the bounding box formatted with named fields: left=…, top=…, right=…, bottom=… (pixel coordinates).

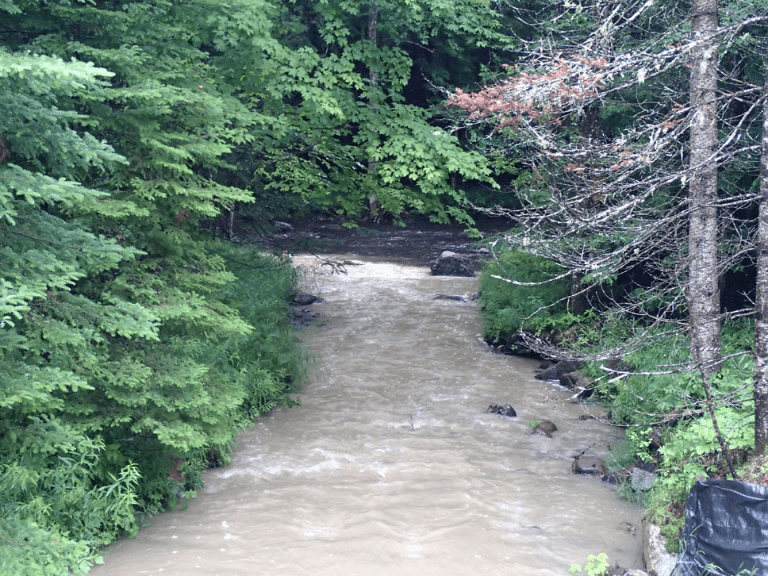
left=642, top=518, right=678, bottom=576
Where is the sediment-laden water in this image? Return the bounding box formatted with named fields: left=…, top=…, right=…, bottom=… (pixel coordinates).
left=90, top=255, right=643, bottom=576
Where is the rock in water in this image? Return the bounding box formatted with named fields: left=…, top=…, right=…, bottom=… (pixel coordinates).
left=532, top=420, right=558, bottom=437
left=572, top=455, right=607, bottom=476
left=535, top=360, right=581, bottom=381
left=429, top=251, right=474, bottom=277
left=292, top=292, right=324, bottom=306
left=273, top=220, right=294, bottom=233
left=487, top=403, right=517, bottom=417
left=432, top=294, right=466, bottom=302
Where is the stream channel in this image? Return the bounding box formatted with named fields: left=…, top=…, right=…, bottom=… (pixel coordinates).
left=91, top=250, right=644, bottom=575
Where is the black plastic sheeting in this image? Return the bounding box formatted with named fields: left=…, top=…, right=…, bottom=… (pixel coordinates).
left=676, top=479, right=768, bottom=576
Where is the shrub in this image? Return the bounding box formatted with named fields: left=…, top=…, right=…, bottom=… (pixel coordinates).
left=479, top=248, right=571, bottom=345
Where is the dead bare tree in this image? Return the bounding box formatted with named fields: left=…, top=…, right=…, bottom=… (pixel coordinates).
left=446, top=0, right=768, bottom=454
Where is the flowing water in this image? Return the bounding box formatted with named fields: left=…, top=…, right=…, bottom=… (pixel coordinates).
left=91, top=255, right=644, bottom=576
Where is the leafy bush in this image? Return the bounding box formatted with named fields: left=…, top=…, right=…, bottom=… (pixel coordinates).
left=0, top=515, right=98, bottom=576
left=212, top=242, right=304, bottom=415
left=479, top=248, right=571, bottom=344
left=0, top=418, right=139, bottom=574
left=569, top=552, right=610, bottom=576
left=0, top=243, right=304, bottom=573
left=580, top=319, right=754, bottom=428
left=657, top=405, right=754, bottom=489
left=581, top=319, right=757, bottom=552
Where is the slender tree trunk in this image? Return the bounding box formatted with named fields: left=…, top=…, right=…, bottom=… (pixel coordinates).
left=228, top=202, right=236, bottom=240
left=753, top=70, right=768, bottom=454
left=699, top=366, right=736, bottom=477
left=568, top=272, right=588, bottom=315
left=687, top=0, right=721, bottom=374
left=368, top=0, right=378, bottom=89
left=367, top=0, right=381, bottom=218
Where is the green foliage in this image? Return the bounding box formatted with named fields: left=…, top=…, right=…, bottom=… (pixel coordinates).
left=599, top=335, right=693, bottom=423
left=0, top=515, right=98, bottom=576
left=646, top=488, right=686, bottom=554
left=657, top=405, right=754, bottom=493
left=0, top=418, right=139, bottom=574
left=0, top=37, right=152, bottom=573
left=207, top=0, right=504, bottom=224
left=586, top=319, right=756, bottom=428
left=478, top=248, right=571, bottom=344
left=569, top=552, right=610, bottom=576
left=210, top=242, right=304, bottom=417
left=582, top=320, right=758, bottom=552
left=0, top=3, right=307, bottom=572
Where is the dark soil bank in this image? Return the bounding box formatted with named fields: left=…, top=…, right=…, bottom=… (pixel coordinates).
left=241, top=213, right=509, bottom=267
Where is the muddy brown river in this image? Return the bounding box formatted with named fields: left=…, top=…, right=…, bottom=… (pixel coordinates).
left=90, top=255, right=643, bottom=575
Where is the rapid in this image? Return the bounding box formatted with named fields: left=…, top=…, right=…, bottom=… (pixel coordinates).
left=90, top=254, right=643, bottom=576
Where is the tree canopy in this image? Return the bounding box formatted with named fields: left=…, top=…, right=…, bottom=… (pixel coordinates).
left=0, top=0, right=517, bottom=572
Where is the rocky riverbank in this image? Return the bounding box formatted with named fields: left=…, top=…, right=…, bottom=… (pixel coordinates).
left=240, top=212, right=503, bottom=266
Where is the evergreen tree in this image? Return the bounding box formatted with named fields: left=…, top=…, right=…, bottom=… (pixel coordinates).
left=1, top=2, right=303, bottom=571
left=0, top=35, right=152, bottom=575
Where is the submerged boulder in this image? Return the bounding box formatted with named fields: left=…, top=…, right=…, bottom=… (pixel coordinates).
left=559, top=372, right=580, bottom=388
left=273, top=220, right=294, bottom=234
left=292, top=291, right=324, bottom=306
left=535, top=360, right=581, bottom=382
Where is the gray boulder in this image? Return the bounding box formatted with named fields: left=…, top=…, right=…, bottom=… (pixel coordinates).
left=429, top=251, right=474, bottom=277
left=630, top=467, right=657, bottom=492
left=292, top=292, right=324, bottom=306
left=559, top=372, right=580, bottom=388
left=273, top=220, right=294, bottom=233
left=487, top=403, right=517, bottom=417
left=535, top=360, right=581, bottom=381
left=642, top=518, right=677, bottom=576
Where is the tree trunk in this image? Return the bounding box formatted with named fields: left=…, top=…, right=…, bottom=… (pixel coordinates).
left=228, top=202, right=236, bottom=240
left=753, top=69, right=768, bottom=454
left=368, top=0, right=378, bottom=89
left=687, top=0, right=721, bottom=374
left=568, top=272, right=588, bottom=315
left=367, top=0, right=381, bottom=218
